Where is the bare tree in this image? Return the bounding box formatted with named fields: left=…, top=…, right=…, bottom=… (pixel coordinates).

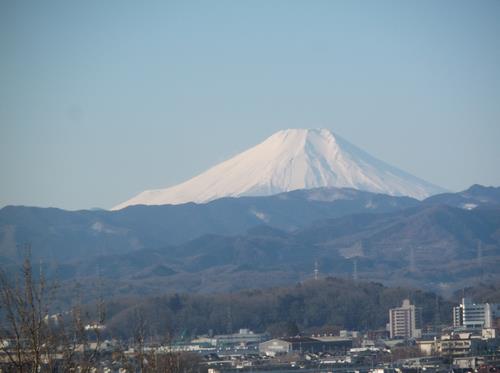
left=130, top=307, right=202, bottom=373
left=0, top=245, right=57, bottom=372
left=134, top=307, right=148, bottom=372
left=0, top=246, right=107, bottom=372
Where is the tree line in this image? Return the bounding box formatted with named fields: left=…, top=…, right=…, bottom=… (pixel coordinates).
left=104, top=276, right=454, bottom=340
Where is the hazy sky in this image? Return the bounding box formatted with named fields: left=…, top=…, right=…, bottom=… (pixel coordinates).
left=1, top=1, right=499, bottom=210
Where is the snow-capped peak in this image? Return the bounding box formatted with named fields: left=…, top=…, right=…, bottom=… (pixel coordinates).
left=112, top=128, right=445, bottom=210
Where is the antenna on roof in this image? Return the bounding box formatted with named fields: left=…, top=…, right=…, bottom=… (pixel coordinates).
left=353, top=258, right=358, bottom=281
left=314, top=260, right=319, bottom=281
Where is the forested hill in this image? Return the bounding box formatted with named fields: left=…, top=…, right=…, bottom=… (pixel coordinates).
left=102, top=277, right=453, bottom=339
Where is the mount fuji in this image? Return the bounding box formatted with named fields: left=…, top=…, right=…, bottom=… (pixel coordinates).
left=113, top=129, right=445, bottom=210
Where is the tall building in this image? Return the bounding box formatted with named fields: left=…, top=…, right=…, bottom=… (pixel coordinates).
left=453, top=298, right=500, bottom=329
left=389, top=299, right=422, bottom=339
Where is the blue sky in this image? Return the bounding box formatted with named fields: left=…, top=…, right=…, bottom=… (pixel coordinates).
left=1, top=0, right=499, bottom=210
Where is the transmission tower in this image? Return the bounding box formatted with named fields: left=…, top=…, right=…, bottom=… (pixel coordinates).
left=409, top=246, right=416, bottom=273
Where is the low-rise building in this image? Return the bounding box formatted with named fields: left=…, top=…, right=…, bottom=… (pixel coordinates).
left=192, top=329, right=268, bottom=348
left=418, top=331, right=500, bottom=358
left=213, top=329, right=269, bottom=347
left=259, top=336, right=352, bottom=356
left=438, top=333, right=488, bottom=357
left=340, top=330, right=360, bottom=338
left=416, top=339, right=439, bottom=356
left=482, top=328, right=497, bottom=340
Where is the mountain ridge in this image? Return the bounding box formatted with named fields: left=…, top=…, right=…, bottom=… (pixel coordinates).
left=28, top=202, right=500, bottom=298
left=0, top=186, right=420, bottom=262
left=1, top=185, right=499, bottom=297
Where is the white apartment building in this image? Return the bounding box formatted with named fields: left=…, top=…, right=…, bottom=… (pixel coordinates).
left=389, top=299, right=422, bottom=339
left=453, top=298, right=500, bottom=329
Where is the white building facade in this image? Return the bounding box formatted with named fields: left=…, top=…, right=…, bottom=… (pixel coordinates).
left=389, top=299, right=422, bottom=339
left=453, top=298, right=500, bottom=329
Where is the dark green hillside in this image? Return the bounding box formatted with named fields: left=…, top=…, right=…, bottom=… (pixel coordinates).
left=103, top=277, right=453, bottom=339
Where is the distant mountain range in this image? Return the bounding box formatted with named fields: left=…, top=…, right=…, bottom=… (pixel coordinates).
left=1, top=185, right=499, bottom=299
left=113, top=129, right=445, bottom=209
left=0, top=187, right=420, bottom=262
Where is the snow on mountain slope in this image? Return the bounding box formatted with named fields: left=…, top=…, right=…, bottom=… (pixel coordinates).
left=112, top=129, right=445, bottom=209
